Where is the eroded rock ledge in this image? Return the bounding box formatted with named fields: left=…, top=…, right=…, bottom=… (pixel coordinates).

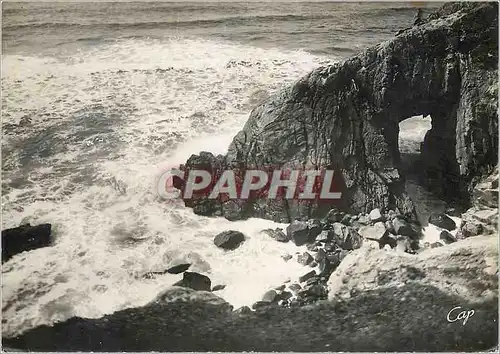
left=179, top=2, right=498, bottom=223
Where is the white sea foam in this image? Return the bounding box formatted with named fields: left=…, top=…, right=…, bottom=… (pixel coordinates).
left=1, top=37, right=334, bottom=336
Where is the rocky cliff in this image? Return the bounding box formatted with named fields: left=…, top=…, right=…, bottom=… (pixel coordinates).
left=180, top=2, right=498, bottom=223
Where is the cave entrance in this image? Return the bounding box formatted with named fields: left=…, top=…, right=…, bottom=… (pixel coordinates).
left=397, top=115, right=453, bottom=225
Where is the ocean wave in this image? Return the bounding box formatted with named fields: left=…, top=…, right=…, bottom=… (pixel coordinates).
left=3, top=13, right=341, bottom=32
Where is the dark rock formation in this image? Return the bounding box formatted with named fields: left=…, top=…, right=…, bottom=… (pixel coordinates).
left=428, top=213, right=457, bottom=231
left=211, top=284, right=226, bottom=292
left=2, top=223, right=52, bottom=263
left=166, top=263, right=191, bottom=274
left=285, top=220, right=320, bottom=246
left=439, top=230, right=457, bottom=244
left=173, top=272, right=211, bottom=292
left=177, top=2, right=497, bottom=223
left=213, top=230, right=245, bottom=250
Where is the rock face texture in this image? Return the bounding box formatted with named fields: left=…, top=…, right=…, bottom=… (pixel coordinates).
left=178, top=2, right=498, bottom=222
left=328, top=234, right=497, bottom=304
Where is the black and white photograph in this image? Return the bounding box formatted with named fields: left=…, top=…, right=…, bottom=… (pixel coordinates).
left=1, top=0, right=498, bottom=351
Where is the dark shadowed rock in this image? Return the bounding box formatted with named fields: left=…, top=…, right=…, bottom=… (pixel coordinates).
left=166, top=263, right=191, bottom=274
left=392, top=217, right=419, bottom=238
left=173, top=272, right=211, bottom=292
left=2, top=223, right=52, bottom=263
left=214, top=231, right=245, bottom=250
left=211, top=284, right=226, bottom=292
left=299, top=270, right=316, bottom=283
left=428, top=214, right=456, bottom=231
left=286, top=221, right=310, bottom=246
left=439, top=230, right=457, bottom=244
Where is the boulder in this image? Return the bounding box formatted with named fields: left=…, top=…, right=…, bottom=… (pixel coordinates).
left=358, top=222, right=388, bottom=242
left=392, top=217, right=419, bottom=238
left=369, top=208, right=383, bottom=223
left=173, top=272, right=211, bottom=292
left=439, top=230, right=457, bottom=244
left=211, top=284, right=226, bottom=292
left=281, top=254, right=293, bottom=262
left=288, top=283, right=302, bottom=293
left=314, top=248, right=326, bottom=262
left=214, top=231, right=245, bottom=250
left=166, top=263, right=191, bottom=274
left=286, top=221, right=309, bottom=246
left=2, top=223, right=52, bottom=263
left=299, top=270, right=316, bottom=283
left=461, top=221, right=484, bottom=238
left=316, top=230, right=331, bottom=243
left=297, top=252, right=313, bottom=266
left=261, top=228, right=288, bottom=242
left=331, top=223, right=362, bottom=250
left=428, top=214, right=456, bottom=231
left=261, top=290, right=278, bottom=303
left=430, top=242, right=444, bottom=248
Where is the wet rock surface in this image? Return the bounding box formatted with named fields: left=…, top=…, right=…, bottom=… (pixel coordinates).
left=213, top=230, right=246, bottom=250
left=2, top=223, right=53, bottom=263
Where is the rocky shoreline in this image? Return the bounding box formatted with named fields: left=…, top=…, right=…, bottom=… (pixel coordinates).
left=2, top=2, right=498, bottom=352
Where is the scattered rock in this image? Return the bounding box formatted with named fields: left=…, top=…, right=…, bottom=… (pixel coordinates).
left=261, top=228, right=288, bottom=242
left=428, top=214, right=456, bottom=231
left=173, top=272, right=211, bottom=291
left=439, top=230, right=457, bottom=244
left=314, top=248, right=326, bottom=262
left=331, top=223, right=362, bottom=250
left=385, top=220, right=396, bottom=235
left=299, top=270, right=317, bottom=283
left=211, top=284, right=226, bottom=292
left=358, top=214, right=371, bottom=225
left=261, top=290, right=278, bottom=303
left=234, top=306, right=252, bottom=314
left=286, top=221, right=310, bottom=246
left=274, top=284, right=286, bottom=291
left=461, top=222, right=484, bottom=237
left=2, top=223, right=52, bottom=263
left=369, top=208, right=383, bottom=222
left=288, top=283, right=302, bottom=293
left=281, top=254, right=293, bottom=262
left=430, top=242, right=444, bottom=248
left=324, top=208, right=344, bottom=223
left=297, top=252, right=314, bottom=266
left=379, top=234, right=398, bottom=249
left=166, top=263, right=191, bottom=274
left=214, top=230, right=245, bottom=250
left=277, top=291, right=293, bottom=301
left=316, top=230, right=331, bottom=243
left=358, top=222, right=388, bottom=241
left=340, top=214, right=352, bottom=226
left=392, top=217, right=419, bottom=238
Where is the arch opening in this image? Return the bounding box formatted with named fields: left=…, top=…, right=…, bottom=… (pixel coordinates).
left=397, top=114, right=466, bottom=226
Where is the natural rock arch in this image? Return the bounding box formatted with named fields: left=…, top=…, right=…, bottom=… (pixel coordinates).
left=182, top=3, right=498, bottom=222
